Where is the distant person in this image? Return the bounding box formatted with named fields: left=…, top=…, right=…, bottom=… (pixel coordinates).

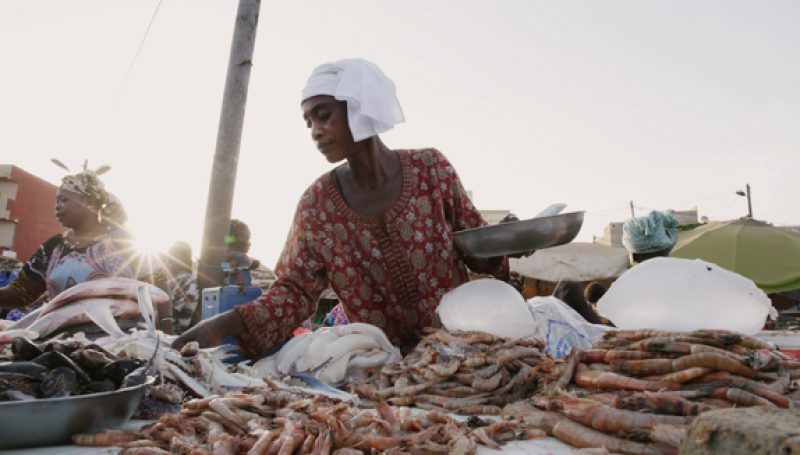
left=622, top=210, right=680, bottom=264
left=583, top=281, right=607, bottom=306
left=225, top=219, right=255, bottom=270
left=583, top=280, right=614, bottom=327
left=224, top=219, right=275, bottom=290
left=553, top=280, right=603, bottom=324
left=164, top=241, right=199, bottom=334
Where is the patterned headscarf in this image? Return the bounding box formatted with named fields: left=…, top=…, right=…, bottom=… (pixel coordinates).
left=622, top=210, right=680, bottom=254
left=52, top=159, right=127, bottom=225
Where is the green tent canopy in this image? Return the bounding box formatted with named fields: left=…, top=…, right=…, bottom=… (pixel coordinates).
left=671, top=218, right=800, bottom=294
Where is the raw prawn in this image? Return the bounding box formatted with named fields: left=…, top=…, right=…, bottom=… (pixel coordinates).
left=552, top=419, right=674, bottom=455
left=575, top=364, right=678, bottom=391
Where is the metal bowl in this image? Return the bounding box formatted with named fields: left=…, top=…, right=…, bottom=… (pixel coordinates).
left=0, top=376, right=153, bottom=449
left=454, top=211, right=585, bottom=258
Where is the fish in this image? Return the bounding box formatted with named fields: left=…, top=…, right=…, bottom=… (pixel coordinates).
left=26, top=298, right=140, bottom=338
left=37, top=277, right=169, bottom=317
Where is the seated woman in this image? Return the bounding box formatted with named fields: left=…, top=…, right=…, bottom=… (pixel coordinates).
left=174, top=59, right=510, bottom=356
left=0, top=161, right=173, bottom=333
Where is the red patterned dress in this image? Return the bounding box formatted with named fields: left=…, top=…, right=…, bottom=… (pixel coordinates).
left=236, top=148, right=508, bottom=357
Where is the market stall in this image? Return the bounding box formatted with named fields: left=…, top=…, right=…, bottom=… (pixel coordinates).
left=2, top=258, right=799, bottom=453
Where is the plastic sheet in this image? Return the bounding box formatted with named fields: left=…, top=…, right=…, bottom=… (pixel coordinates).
left=598, top=257, right=777, bottom=334
left=437, top=279, right=536, bottom=339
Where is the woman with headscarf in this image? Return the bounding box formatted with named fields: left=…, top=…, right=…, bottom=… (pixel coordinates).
left=0, top=161, right=173, bottom=333
left=622, top=210, right=680, bottom=264
left=174, top=59, right=509, bottom=356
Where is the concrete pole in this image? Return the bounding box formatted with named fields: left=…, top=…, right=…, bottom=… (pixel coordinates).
left=197, top=0, right=261, bottom=296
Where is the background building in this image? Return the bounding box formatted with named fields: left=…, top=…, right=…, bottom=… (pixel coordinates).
left=0, top=165, right=61, bottom=261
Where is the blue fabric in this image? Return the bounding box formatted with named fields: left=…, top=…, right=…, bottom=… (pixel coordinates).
left=622, top=210, right=680, bottom=254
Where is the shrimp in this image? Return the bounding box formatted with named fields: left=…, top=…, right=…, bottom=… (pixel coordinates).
left=501, top=401, right=565, bottom=434
left=689, top=329, right=742, bottom=345
left=712, top=387, right=776, bottom=407
left=557, top=394, right=691, bottom=433
left=672, top=353, right=758, bottom=379
left=544, top=349, right=583, bottom=396
left=576, top=365, right=678, bottom=391
left=690, top=344, right=745, bottom=363
left=552, top=419, right=671, bottom=455
left=427, top=358, right=461, bottom=377
left=604, top=350, right=664, bottom=362
left=645, top=367, right=712, bottom=384
left=184, top=396, right=218, bottom=410
left=450, top=404, right=502, bottom=415
left=617, top=393, right=712, bottom=416
left=619, top=359, right=675, bottom=376
left=631, top=336, right=724, bottom=351
left=737, top=335, right=775, bottom=350
left=246, top=429, right=274, bottom=455
left=120, top=449, right=170, bottom=455
left=472, top=370, right=503, bottom=392
left=496, top=346, right=543, bottom=366
left=72, top=430, right=142, bottom=446
left=583, top=349, right=610, bottom=363
left=312, top=428, right=332, bottom=455
left=603, top=329, right=676, bottom=341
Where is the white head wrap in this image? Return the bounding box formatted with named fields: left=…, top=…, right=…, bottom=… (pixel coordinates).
left=301, top=58, right=405, bottom=142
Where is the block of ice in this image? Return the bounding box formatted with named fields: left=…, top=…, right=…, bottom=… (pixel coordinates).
left=437, top=278, right=536, bottom=339
left=597, top=257, right=776, bottom=335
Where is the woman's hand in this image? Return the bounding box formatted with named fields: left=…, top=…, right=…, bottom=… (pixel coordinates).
left=171, top=309, right=246, bottom=351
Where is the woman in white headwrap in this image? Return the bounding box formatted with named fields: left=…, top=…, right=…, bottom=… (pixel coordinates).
left=174, top=59, right=509, bottom=356
left=0, top=161, right=173, bottom=333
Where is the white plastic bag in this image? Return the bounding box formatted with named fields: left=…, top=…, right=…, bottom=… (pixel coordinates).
left=437, top=279, right=536, bottom=339
left=527, top=296, right=609, bottom=359
left=598, top=257, right=777, bottom=335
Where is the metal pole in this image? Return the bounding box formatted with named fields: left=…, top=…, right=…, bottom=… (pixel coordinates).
left=197, top=0, right=261, bottom=297
left=746, top=183, right=753, bottom=218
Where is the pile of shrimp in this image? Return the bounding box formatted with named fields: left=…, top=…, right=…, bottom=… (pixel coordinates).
left=500, top=328, right=800, bottom=455
left=351, top=329, right=556, bottom=415
left=72, top=379, right=545, bottom=455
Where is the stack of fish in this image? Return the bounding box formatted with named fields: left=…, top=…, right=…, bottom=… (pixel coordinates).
left=501, top=329, right=800, bottom=454
left=352, top=329, right=555, bottom=415
left=72, top=379, right=547, bottom=454
left=2, top=277, right=169, bottom=341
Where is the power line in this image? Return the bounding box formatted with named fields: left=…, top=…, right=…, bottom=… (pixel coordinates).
left=113, top=0, right=166, bottom=106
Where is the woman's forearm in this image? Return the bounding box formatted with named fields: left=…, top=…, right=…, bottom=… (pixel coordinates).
left=0, top=274, right=44, bottom=310
left=0, top=285, right=23, bottom=310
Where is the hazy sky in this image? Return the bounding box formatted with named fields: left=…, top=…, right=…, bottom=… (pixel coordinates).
left=2, top=1, right=798, bottom=266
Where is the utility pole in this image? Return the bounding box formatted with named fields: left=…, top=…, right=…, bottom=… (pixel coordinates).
left=745, top=183, right=753, bottom=218
left=736, top=183, right=753, bottom=219
left=630, top=200, right=635, bottom=218
left=197, top=0, right=262, bottom=297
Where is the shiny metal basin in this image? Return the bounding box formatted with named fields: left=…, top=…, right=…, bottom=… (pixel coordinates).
left=454, top=211, right=585, bottom=258
left=0, top=377, right=153, bottom=449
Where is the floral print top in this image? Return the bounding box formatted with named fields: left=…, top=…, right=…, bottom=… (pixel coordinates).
left=23, top=229, right=141, bottom=300
left=236, top=149, right=508, bottom=357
